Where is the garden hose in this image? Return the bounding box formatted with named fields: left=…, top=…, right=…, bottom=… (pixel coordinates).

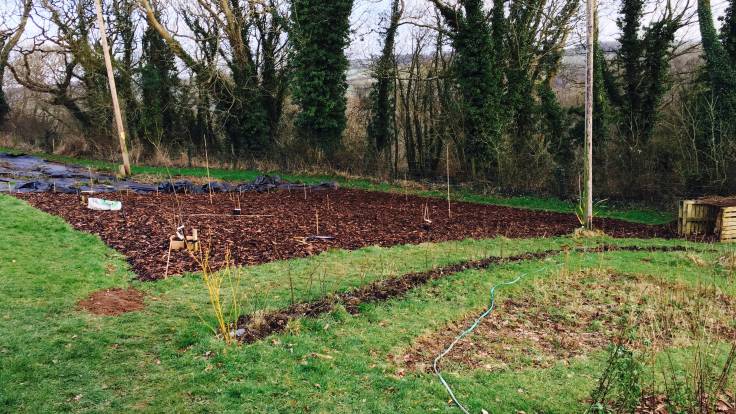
left=433, top=263, right=561, bottom=414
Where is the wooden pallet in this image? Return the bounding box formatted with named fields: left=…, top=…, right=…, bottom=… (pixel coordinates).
left=679, top=201, right=736, bottom=243
left=716, top=207, right=736, bottom=243
left=678, top=200, right=719, bottom=236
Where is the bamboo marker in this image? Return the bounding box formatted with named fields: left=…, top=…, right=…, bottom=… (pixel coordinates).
left=446, top=144, right=451, bottom=219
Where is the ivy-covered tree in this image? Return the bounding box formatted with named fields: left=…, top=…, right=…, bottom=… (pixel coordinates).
left=367, top=0, right=403, bottom=161
left=687, top=0, right=736, bottom=190
left=139, top=20, right=180, bottom=148
left=291, top=0, right=354, bottom=158
left=699, top=0, right=736, bottom=114
left=430, top=0, right=503, bottom=177
left=603, top=0, right=684, bottom=147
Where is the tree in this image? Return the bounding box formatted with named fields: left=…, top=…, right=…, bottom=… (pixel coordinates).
left=139, top=0, right=290, bottom=160
left=139, top=11, right=180, bottom=149
left=699, top=0, right=736, bottom=115
left=0, top=0, right=32, bottom=126
left=590, top=0, right=685, bottom=197
left=430, top=0, right=503, bottom=177
left=10, top=0, right=117, bottom=142
left=367, top=0, right=403, bottom=162
left=290, top=0, right=354, bottom=159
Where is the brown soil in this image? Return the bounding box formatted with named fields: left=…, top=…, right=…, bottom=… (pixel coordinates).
left=78, top=288, right=146, bottom=316
left=234, top=245, right=689, bottom=343
left=400, top=269, right=736, bottom=373
left=18, top=189, right=674, bottom=280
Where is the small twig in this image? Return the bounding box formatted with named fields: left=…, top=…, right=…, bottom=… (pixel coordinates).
left=164, top=243, right=172, bottom=279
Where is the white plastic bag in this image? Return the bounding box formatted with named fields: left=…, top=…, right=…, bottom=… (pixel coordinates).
left=87, top=197, right=122, bottom=211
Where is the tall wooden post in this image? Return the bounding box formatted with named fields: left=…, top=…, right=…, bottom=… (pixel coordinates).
left=94, top=0, right=131, bottom=176
left=584, top=0, right=595, bottom=230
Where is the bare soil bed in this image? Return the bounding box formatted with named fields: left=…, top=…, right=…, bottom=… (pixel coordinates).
left=400, top=269, right=736, bottom=373
left=18, top=189, right=673, bottom=280
left=77, top=288, right=146, bottom=316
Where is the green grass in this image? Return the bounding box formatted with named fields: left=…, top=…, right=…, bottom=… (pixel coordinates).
left=1, top=194, right=733, bottom=413
left=0, top=146, right=673, bottom=225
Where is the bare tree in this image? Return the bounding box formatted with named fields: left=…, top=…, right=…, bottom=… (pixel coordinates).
left=0, top=0, right=32, bottom=125
left=139, top=0, right=290, bottom=160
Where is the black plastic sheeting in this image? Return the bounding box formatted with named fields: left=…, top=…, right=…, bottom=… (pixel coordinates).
left=0, top=153, right=337, bottom=194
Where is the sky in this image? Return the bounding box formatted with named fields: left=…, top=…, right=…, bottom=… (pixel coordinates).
left=0, top=0, right=730, bottom=61
left=346, top=0, right=730, bottom=59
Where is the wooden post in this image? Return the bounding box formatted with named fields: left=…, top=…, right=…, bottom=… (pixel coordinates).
left=94, top=0, right=131, bottom=176
left=584, top=0, right=595, bottom=230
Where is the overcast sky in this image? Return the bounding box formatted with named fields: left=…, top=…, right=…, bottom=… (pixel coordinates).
left=0, top=0, right=730, bottom=61
left=347, top=0, right=730, bottom=59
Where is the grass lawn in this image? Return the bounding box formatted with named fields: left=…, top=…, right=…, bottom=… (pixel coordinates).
left=0, top=146, right=673, bottom=225
left=1, top=194, right=734, bottom=413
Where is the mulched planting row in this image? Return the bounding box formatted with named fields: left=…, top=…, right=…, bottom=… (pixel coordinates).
left=234, top=245, right=689, bottom=343
left=18, top=189, right=674, bottom=281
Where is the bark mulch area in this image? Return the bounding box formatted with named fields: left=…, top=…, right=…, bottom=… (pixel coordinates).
left=18, top=189, right=673, bottom=281
left=77, top=288, right=146, bottom=316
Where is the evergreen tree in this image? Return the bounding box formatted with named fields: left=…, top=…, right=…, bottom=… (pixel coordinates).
left=291, top=0, right=354, bottom=158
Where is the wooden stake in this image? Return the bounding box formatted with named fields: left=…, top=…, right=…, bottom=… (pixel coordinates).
left=93, top=0, right=131, bottom=176
left=203, top=134, right=213, bottom=205
left=584, top=0, right=595, bottom=230
left=446, top=143, right=451, bottom=219
left=88, top=167, right=94, bottom=191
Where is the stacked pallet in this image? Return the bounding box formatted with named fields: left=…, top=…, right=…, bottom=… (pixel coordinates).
left=678, top=197, right=736, bottom=242
left=716, top=206, right=736, bottom=242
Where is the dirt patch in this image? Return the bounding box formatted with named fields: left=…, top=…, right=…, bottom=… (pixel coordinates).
left=18, top=190, right=674, bottom=280
left=399, top=269, right=736, bottom=373
left=78, top=288, right=146, bottom=316
left=234, top=245, right=690, bottom=343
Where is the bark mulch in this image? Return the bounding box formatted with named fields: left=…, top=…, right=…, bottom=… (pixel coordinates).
left=18, top=189, right=674, bottom=281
